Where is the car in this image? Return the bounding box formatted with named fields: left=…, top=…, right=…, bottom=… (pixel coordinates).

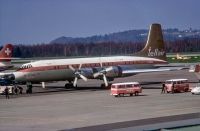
left=191, top=85, right=200, bottom=95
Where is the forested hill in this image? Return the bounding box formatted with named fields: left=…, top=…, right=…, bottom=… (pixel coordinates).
left=50, top=28, right=200, bottom=44
left=11, top=38, right=200, bottom=58
left=2, top=28, right=200, bottom=58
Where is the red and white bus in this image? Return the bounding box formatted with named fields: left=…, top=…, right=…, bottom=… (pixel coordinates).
left=164, top=79, right=189, bottom=93
left=111, top=82, right=142, bottom=97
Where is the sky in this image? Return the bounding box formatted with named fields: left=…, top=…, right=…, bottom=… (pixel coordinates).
left=0, top=0, right=200, bottom=45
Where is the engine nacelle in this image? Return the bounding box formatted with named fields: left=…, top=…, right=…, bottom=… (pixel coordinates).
left=80, top=68, right=94, bottom=79
left=105, top=66, right=123, bottom=78
left=83, top=66, right=135, bottom=80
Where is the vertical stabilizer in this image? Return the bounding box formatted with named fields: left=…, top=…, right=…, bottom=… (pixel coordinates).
left=137, top=23, right=167, bottom=61
left=0, top=44, right=13, bottom=58
left=0, top=44, right=13, bottom=61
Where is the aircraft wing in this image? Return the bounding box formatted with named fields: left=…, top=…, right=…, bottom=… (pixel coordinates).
left=154, top=63, right=190, bottom=68
left=122, top=67, right=185, bottom=74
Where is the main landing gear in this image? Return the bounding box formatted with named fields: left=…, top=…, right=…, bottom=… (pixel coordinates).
left=101, top=83, right=112, bottom=88
left=65, top=81, right=77, bottom=89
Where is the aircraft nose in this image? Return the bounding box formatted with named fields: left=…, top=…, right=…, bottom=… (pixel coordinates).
left=12, top=72, right=27, bottom=82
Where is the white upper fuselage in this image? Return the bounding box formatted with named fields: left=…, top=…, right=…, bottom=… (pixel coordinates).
left=0, top=61, right=12, bottom=71
left=25, top=56, right=165, bottom=67
left=13, top=55, right=167, bottom=82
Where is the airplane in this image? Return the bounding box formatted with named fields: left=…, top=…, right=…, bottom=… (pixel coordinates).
left=0, top=44, right=14, bottom=71
left=10, top=23, right=183, bottom=89
left=176, top=53, right=191, bottom=60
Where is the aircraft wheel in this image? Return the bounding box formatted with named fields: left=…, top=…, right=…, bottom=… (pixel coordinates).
left=184, top=88, right=189, bottom=92
left=101, top=84, right=105, bottom=88
left=101, top=83, right=111, bottom=88
left=65, top=83, right=74, bottom=89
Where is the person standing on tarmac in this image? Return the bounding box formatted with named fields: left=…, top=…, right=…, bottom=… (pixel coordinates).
left=161, top=83, right=166, bottom=94
left=4, top=86, right=9, bottom=99
left=26, top=83, right=32, bottom=94
left=18, top=86, right=23, bottom=94
left=14, top=86, right=18, bottom=95
left=172, top=82, right=175, bottom=93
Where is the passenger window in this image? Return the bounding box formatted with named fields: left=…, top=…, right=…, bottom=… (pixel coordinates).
left=119, top=85, right=125, bottom=88
left=126, top=84, right=132, bottom=88
left=111, top=86, right=116, bottom=88
left=134, top=84, right=139, bottom=87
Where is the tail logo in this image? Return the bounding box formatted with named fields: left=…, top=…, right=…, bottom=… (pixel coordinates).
left=5, top=48, right=11, bottom=56
left=148, top=47, right=165, bottom=57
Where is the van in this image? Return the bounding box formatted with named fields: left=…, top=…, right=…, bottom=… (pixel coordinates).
left=111, top=82, right=142, bottom=97
left=0, top=79, right=14, bottom=94
left=0, top=85, right=14, bottom=94
left=164, top=79, right=189, bottom=93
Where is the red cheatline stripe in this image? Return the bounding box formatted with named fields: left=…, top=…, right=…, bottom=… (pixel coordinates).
left=0, top=59, right=11, bottom=62
left=18, top=60, right=167, bottom=72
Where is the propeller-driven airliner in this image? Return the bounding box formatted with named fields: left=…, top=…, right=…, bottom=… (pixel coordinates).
left=11, top=24, right=182, bottom=89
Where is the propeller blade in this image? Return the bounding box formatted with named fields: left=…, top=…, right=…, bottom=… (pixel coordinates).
left=105, top=66, right=113, bottom=72
left=69, top=65, right=75, bottom=71
left=73, top=77, right=78, bottom=87
left=100, top=62, right=103, bottom=67
left=78, top=64, right=82, bottom=70
left=103, top=74, right=108, bottom=87
left=93, top=72, right=102, bottom=78
left=93, top=67, right=113, bottom=78
left=79, top=74, right=88, bottom=81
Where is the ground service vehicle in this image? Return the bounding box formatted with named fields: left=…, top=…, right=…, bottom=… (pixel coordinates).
left=0, top=77, right=15, bottom=94
left=111, top=82, right=142, bottom=97
left=164, top=79, right=189, bottom=93
left=0, top=85, right=14, bottom=94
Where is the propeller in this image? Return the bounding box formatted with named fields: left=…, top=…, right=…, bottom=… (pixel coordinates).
left=93, top=63, right=113, bottom=87
left=93, top=66, right=113, bottom=78
left=69, top=64, right=88, bottom=87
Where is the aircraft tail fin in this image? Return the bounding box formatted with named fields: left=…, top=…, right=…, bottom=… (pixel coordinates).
left=0, top=44, right=13, bottom=61
left=137, top=23, right=167, bottom=61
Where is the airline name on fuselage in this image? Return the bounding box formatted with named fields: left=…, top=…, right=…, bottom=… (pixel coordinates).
left=148, top=47, right=165, bottom=57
